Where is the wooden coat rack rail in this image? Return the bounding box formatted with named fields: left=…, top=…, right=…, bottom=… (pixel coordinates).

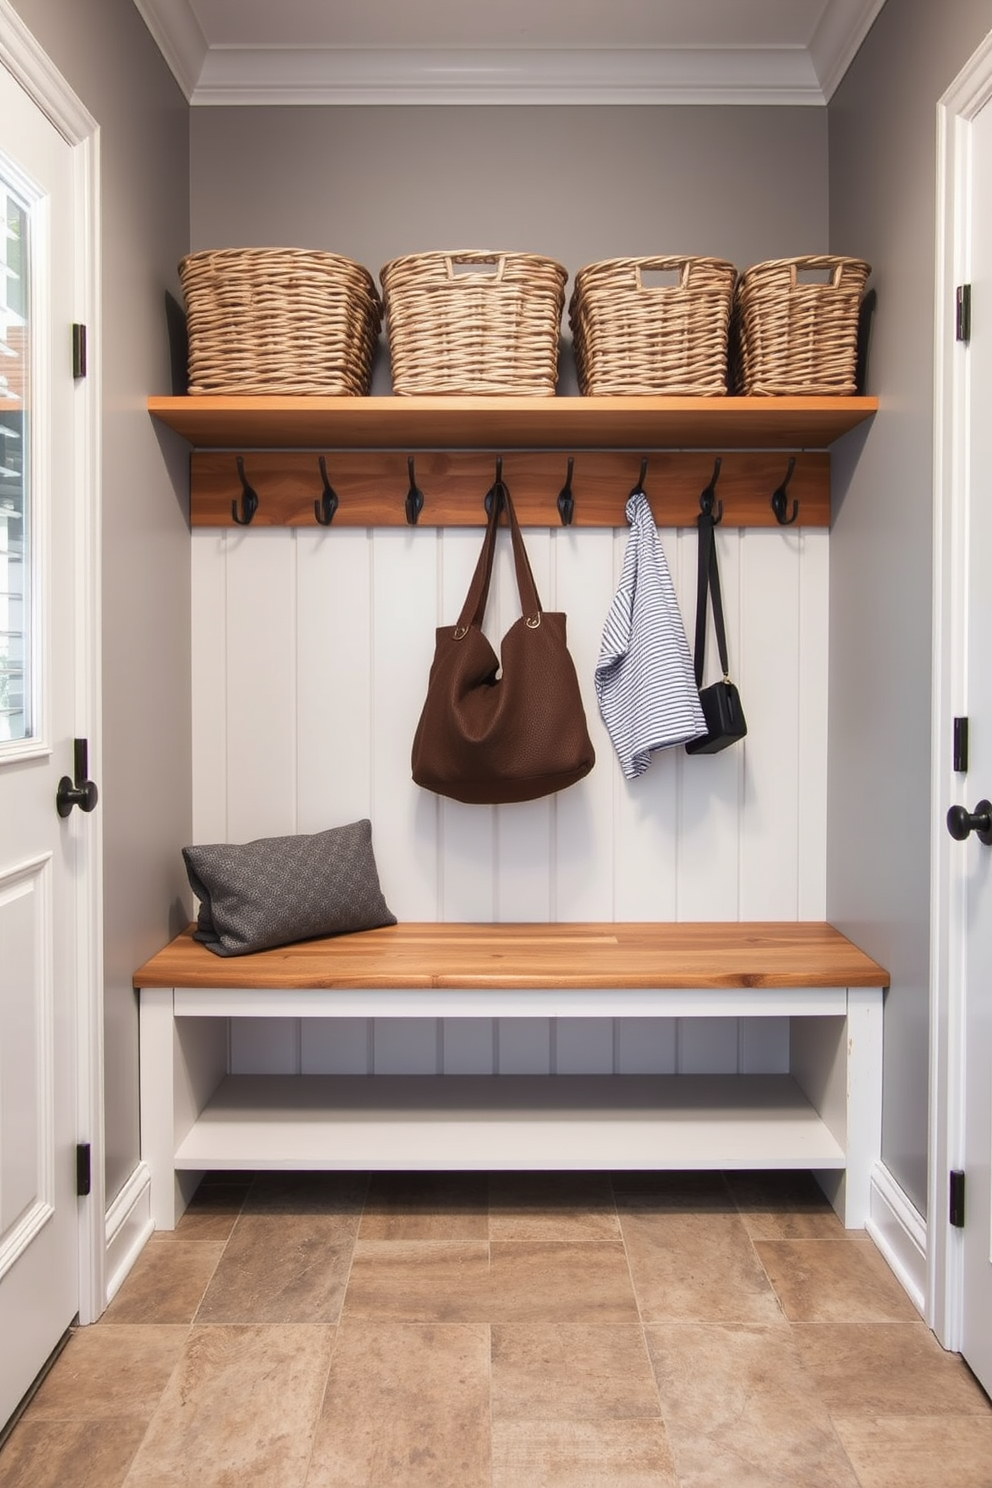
left=148, top=394, right=879, bottom=531
left=190, top=450, right=828, bottom=529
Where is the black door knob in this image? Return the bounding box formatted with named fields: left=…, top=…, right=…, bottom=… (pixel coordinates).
left=56, top=738, right=99, bottom=818
left=946, top=799, right=992, bottom=846
left=56, top=775, right=99, bottom=817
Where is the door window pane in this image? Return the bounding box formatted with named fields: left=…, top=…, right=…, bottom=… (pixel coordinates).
left=0, top=182, right=28, bottom=744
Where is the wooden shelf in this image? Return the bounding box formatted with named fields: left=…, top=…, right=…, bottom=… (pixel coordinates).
left=173, top=1073, right=848, bottom=1172
left=148, top=394, right=878, bottom=453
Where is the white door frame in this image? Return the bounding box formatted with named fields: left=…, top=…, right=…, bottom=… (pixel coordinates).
left=0, top=2, right=104, bottom=1326
left=929, top=26, right=992, bottom=1351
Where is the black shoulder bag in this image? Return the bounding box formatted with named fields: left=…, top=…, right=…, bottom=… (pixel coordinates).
left=684, top=505, right=747, bottom=754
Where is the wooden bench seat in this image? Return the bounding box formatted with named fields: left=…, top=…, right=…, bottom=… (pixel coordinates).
left=134, top=921, right=889, bottom=1232
left=133, top=920, right=889, bottom=991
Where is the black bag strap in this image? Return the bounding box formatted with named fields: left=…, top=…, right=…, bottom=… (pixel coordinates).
left=456, top=475, right=543, bottom=633
left=692, top=510, right=731, bottom=689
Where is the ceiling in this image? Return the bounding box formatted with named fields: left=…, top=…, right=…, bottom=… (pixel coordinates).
left=133, top=0, right=887, bottom=107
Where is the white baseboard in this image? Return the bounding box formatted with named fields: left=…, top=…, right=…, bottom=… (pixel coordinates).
left=103, top=1161, right=154, bottom=1307
left=865, top=1160, right=927, bottom=1318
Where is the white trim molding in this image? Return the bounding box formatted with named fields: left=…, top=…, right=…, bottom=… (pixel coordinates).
left=131, top=0, right=883, bottom=107
left=866, top=1161, right=927, bottom=1319
left=929, top=23, right=992, bottom=1353
left=131, top=0, right=206, bottom=102
left=190, top=46, right=824, bottom=109
left=808, top=0, right=886, bottom=102
left=104, top=1164, right=154, bottom=1305
left=0, top=5, right=97, bottom=140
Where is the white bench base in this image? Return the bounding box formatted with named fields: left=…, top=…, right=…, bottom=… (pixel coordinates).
left=137, top=982, right=883, bottom=1231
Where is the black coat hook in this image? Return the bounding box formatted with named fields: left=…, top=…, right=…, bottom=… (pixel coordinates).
left=557, top=457, right=575, bottom=526
left=699, top=456, right=723, bottom=524
left=635, top=456, right=649, bottom=492
left=314, top=456, right=339, bottom=526
left=232, top=456, right=258, bottom=525
left=484, top=456, right=506, bottom=517
left=770, top=457, right=799, bottom=525
left=405, top=456, right=424, bottom=526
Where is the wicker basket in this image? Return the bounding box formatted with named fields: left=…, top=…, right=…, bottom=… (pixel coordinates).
left=179, top=248, right=382, bottom=396
left=568, top=257, right=737, bottom=396
left=379, top=251, right=568, bottom=396
left=732, top=255, right=871, bottom=396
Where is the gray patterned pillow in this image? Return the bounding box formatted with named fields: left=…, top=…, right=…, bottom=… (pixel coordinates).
left=183, top=819, right=396, bottom=956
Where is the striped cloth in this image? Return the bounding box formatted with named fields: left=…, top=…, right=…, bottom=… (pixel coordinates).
left=595, top=489, right=706, bottom=779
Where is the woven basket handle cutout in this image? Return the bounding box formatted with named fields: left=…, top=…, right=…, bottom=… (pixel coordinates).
left=634, top=261, right=688, bottom=293
left=445, top=255, right=507, bottom=283
left=791, top=261, right=844, bottom=289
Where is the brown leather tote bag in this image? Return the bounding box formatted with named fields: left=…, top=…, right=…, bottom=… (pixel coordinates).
left=411, top=476, right=595, bottom=805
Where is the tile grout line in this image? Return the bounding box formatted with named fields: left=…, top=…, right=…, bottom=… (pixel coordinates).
left=725, top=1171, right=884, bottom=1488
left=298, top=1321, right=344, bottom=1488
left=609, top=1177, right=673, bottom=1447
left=333, top=1171, right=371, bottom=1327
left=116, top=1177, right=257, bottom=1484
left=188, top=1178, right=253, bottom=1328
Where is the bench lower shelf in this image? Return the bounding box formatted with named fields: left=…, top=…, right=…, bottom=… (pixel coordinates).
left=173, top=1073, right=846, bottom=1172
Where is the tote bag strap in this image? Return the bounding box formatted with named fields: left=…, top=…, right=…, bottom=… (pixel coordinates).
left=692, top=510, right=731, bottom=689
left=455, top=476, right=544, bottom=632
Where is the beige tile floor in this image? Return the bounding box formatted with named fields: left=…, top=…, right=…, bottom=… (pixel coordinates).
left=1, top=1169, right=990, bottom=1488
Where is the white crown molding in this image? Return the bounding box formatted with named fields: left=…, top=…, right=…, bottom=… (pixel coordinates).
left=809, top=0, right=887, bottom=100
left=0, top=0, right=98, bottom=139
left=130, top=0, right=881, bottom=107
left=132, top=0, right=206, bottom=102
left=192, top=46, right=823, bottom=107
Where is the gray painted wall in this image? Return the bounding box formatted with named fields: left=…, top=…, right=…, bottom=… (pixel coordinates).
left=191, top=104, right=828, bottom=392
left=827, top=0, right=992, bottom=1216
left=10, top=0, right=192, bottom=1202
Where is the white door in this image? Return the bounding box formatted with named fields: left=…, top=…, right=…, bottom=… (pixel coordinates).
left=948, top=89, right=992, bottom=1398
left=0, top=55, right=92, bottom=1427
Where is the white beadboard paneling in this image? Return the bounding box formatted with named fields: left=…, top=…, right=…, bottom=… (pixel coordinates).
left=301, top=1018, right=371, bottom=1075
left=679, top=1017, right=740, bottom=1074
left=440, top=797, right=497, bottom=920
left=497, top=799, right=553, bottom=921
left=497, top=1017, right=552, bottom=1074
left=226, top=1014, right=791, bottom=1078
left=740, top=1016, right=791, bottom=1074
left=373, top=1016, right=439, bottom=1074
left=192, top=519, right=834, bottom=1081
left=231, top=1017, right=298, bottom=1074
left=193, top=523, right=826, bottom=919
left=678, top=524, right=743, bottom=920
left=495, top=529, right=554, bottom=921
left=438, top=528, right=497, bottom=921
left=191, top=531, right=229, bottom=846
left=225, top=529, right=298, bottom=841
left=797, top=529, right=829, bottom=917
left=613, top=524, right=684, bottom=922
left=739, top=527, right=801, bottom=917
left=441, top=1017, right=496, bottom=1074
left=617, top=1017, right=678, bottom=1074
left=555, top=526, right=617, bottom=921
left=372, top=529, right=442, bottom=919
left=557, top=1017, right=615, bottom=1074
left=296, top=528, right=373, bottom=832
